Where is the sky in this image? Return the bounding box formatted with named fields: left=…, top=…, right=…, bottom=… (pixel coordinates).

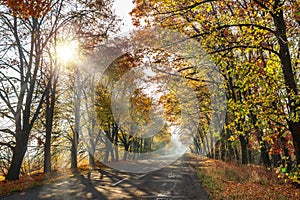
left=113, top=0, right=135, bottom=34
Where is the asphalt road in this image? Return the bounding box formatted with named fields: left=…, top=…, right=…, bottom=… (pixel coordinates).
left=0, top=156, right=209, bottom=200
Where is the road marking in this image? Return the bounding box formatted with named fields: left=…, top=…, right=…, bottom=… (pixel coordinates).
left=112, top=165, right=151, bottom=186
left=112, top=173, right=148, bottom=186
left=112, top=177, right=128, bottom=186
left=138, top=174, right=148, bottom=179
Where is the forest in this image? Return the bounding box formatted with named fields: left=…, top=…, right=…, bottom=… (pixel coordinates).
left=0, top=0, right=299, bottom=198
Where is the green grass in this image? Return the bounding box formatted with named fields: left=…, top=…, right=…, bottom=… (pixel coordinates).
left=196, top=171, right=220, bottom=199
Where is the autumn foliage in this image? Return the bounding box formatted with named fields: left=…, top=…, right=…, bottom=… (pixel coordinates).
left=1, top=0, right=51, bottom=18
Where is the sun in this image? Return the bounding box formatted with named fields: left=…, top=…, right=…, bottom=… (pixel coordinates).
left=56, top=40, right=79, bottom=63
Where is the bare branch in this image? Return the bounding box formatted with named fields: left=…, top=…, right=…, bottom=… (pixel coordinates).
left=0, top=128, right=15, bottom=136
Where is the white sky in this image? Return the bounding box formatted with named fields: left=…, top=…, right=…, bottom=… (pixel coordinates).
left=113, top=0, right=135, bottom=34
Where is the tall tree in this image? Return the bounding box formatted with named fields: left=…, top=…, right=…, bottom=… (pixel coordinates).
left=43, top=47, right=59, bottom=173
left=0, top=0, right=52, bottom=180
left=131, top=0, right=300, bottom=165
left=0, top=0, right=118, bottom=180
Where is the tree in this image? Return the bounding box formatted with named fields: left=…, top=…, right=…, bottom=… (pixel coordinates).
left=0, top=0, right=118, bottom=180
left=42, top=41, right=60, bottom=173
left=0, top=1, right=52, bottom=180
left=131, top=0, right=300, bottom=166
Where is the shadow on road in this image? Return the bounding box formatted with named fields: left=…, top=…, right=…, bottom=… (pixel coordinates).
left=0, top=155, right=209, bottom=200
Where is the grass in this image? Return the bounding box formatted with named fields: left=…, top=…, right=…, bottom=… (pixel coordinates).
left=195, top=156, right=300, bottom=200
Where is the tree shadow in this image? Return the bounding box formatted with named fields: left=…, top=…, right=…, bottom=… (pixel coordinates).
left=86, top=167, right=153, bottom=198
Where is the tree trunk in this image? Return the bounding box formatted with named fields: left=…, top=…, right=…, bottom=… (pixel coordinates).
left=71, top=124, right=79, bottom=169
left=250, top=111, right=271, bottom=167
left=6, top=130, right=28, bottom=180
left=248, top=149, right=253, bottom=164
left=122, top=134, right=132, bottom=160
left=71, top=139, right=78, bottom=169
left=71, top=69, right=81, bottom=169
left=271, top=154, right=281, bottom=167
left=44, top=76, right=57, bottom=173
left=44, top=122, right=51, bottom=173
left=259, top=143, right=271, bottom=167
left=88, top=136, right=96, bottom=168
left=221, top=140, right=226, bottom=161
left=280, top=136, right=292, bottom=172
left=272, top=6, right=300, bottom=165
left=113, top=123, right=119, bottom=161
left=234, top=147, right=240, bottom=161
left=227, top=140, right=234, bottom=161
left=104, top=129, right=112, bottom=163
left=88, top=152, right=95, bottom=168
left=85, top=74, right=96, bottom=169
left=123, top=144, right=129, bottom=160
left=239, top=134, right=248, bottom=165
left=5, top=17, right=45, bottom=181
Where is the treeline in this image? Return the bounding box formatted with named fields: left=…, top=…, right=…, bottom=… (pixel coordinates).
left=0, top=0, right=120, bottom=180
left=0, top=0, right=299, bottom=185
left=0, top=0, right=204, bottom=181
left=131, top=0, right=300, bottom=183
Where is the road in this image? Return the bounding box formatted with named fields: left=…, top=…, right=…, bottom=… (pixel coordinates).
left=0, top=155, right=209, bottom=200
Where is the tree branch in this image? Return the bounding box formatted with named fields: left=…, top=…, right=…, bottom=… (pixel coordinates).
left=0, top=141, right=15, bottom=150
left=0, top=128, right=15, bottom=136
left=209, top=45, right=279, bottom=57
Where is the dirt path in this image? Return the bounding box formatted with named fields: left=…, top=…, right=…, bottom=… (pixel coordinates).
left=0, top=155, right=209, bottom=200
